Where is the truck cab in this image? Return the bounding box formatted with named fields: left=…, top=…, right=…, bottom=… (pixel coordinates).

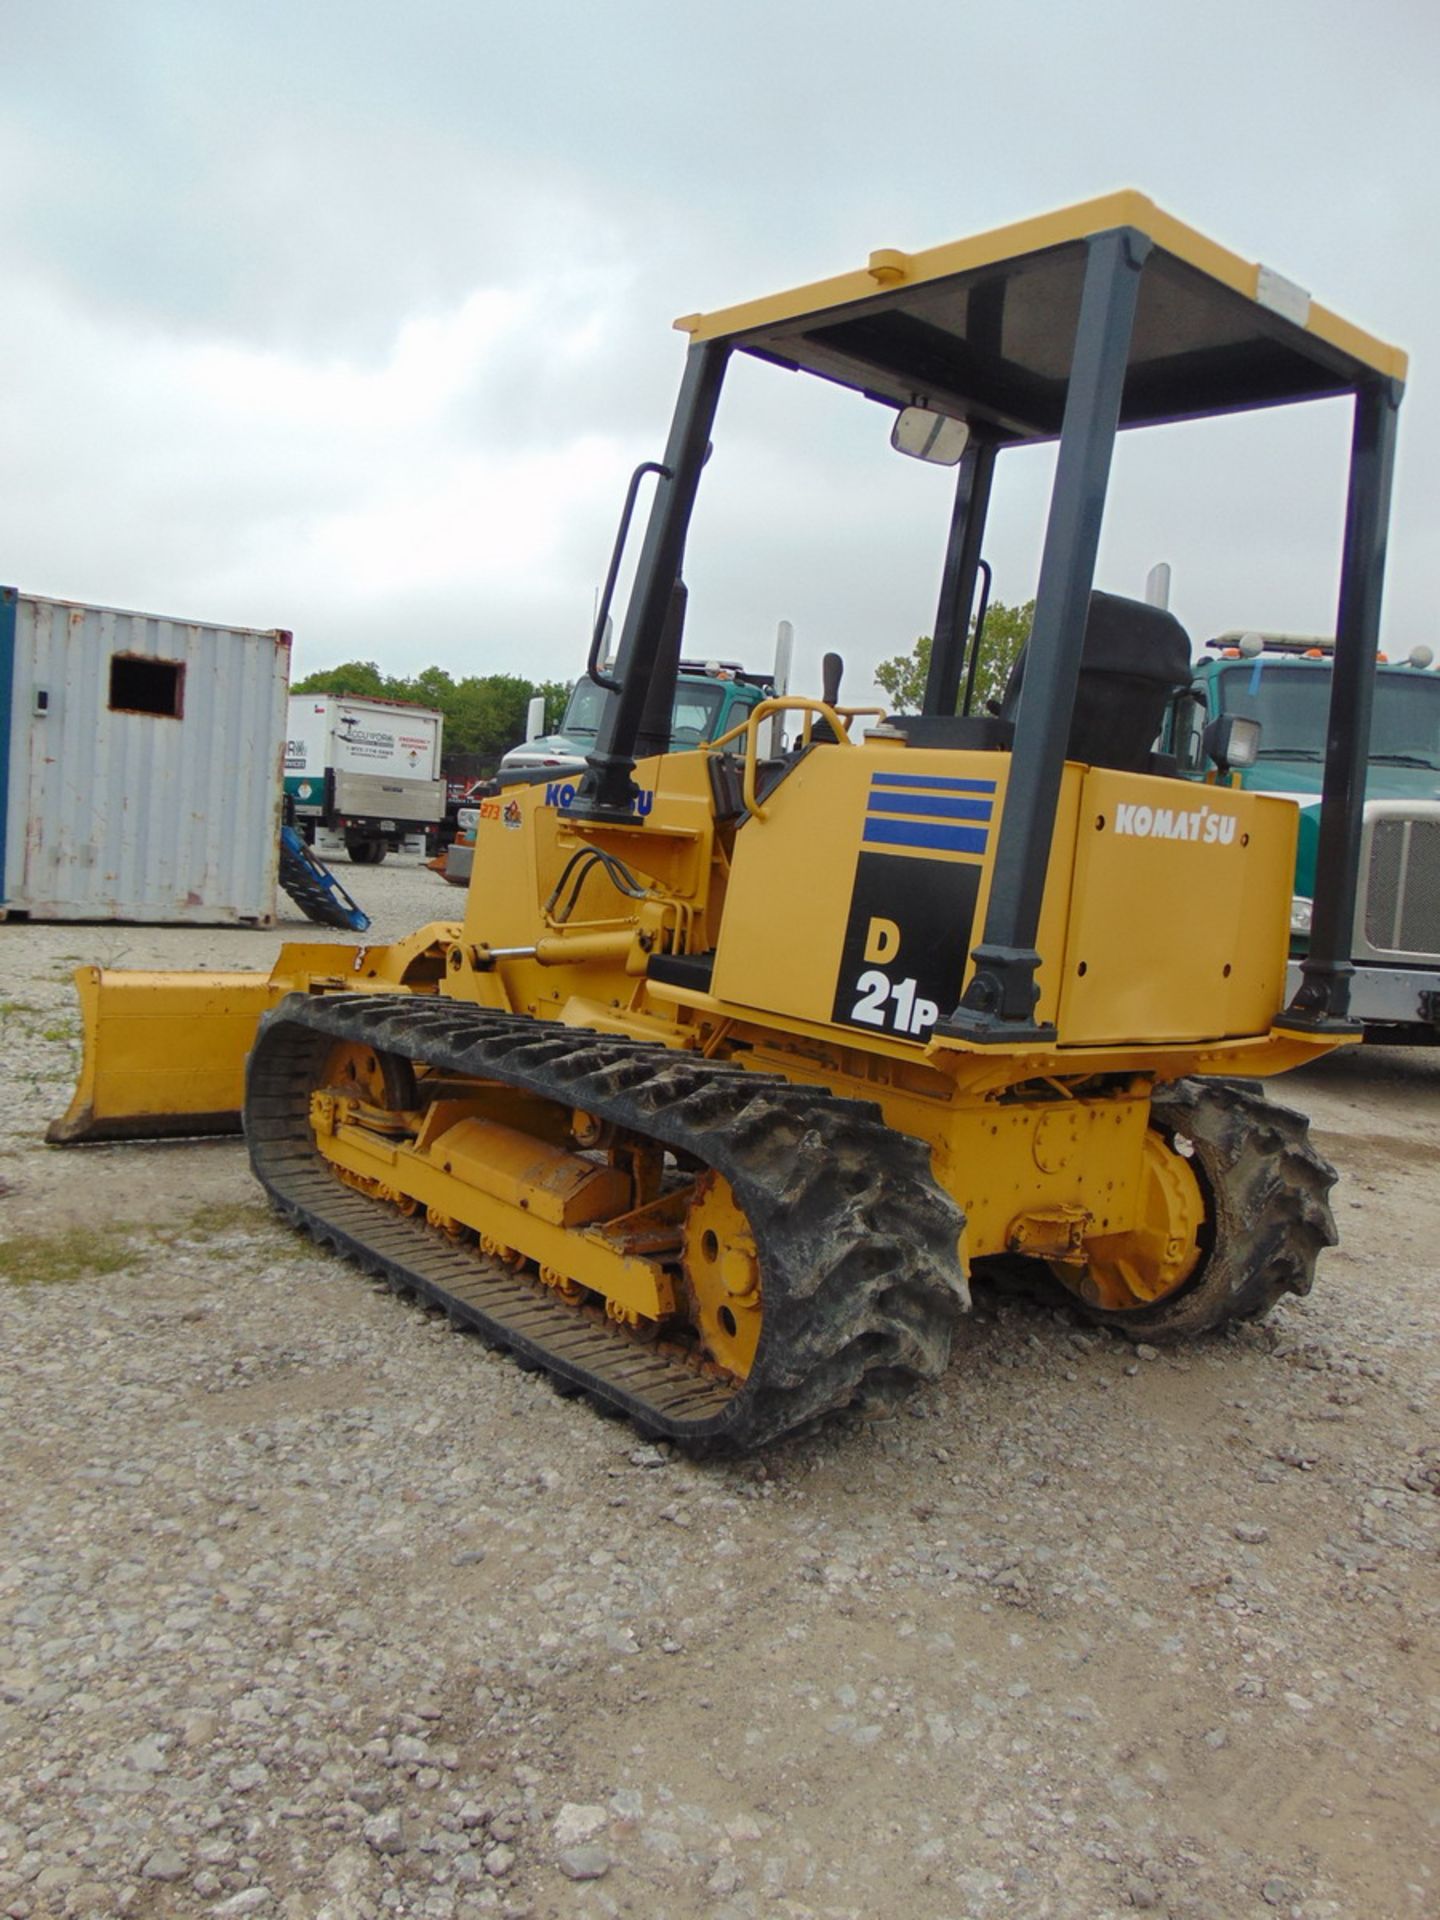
left=1174, top=634, right=1440, bottom=1042
left=499, top=659, right=777, bottom=776
left=433, top=659, right=782, bottom=886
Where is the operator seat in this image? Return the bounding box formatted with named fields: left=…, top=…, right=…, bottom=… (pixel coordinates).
left=999, top=590, right=1192, bottom=775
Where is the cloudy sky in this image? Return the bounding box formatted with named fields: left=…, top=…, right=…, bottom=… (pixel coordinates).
left=4, top=0, right=1435, bottom=703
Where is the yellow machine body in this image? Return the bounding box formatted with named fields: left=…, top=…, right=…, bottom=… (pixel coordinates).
left=451, top=731, right=1318, bottom=1067
left=54, top=724, right=1332, bottom=1283
left=388, top=726, right=1324, bottom=1275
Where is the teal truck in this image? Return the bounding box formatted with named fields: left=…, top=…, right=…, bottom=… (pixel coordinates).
left=1172, top=632, right=1440, bottom=1043
left=434, top=629, right=795, bottom=886
left=499, top=633, right=792, bottom=783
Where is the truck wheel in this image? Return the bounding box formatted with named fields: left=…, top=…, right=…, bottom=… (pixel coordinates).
left=348, top=840, right=387, bottom=866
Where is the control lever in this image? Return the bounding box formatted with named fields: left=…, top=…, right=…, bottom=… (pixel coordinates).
left=812, top=652, right=844, bottom=743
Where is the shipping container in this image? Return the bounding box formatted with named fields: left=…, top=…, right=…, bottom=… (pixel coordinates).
left=285, top=693, right=445, bottom=864
left=1, top=587, right=290, bottom=924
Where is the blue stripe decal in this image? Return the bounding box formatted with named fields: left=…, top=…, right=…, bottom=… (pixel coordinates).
left=867, top=791, right=993, bottom=822
left=871, top=772, right=997, bottom=793
left=0, top=588, right=15, bottom=905
left=863, top=817, right=989, bottom=855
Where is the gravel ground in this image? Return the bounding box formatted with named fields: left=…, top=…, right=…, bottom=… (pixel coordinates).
left=2, top=857, right=1436, bottom=1920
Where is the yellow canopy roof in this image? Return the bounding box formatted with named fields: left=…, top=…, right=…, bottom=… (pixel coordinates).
left=674, top=191, right=1406, bottom=443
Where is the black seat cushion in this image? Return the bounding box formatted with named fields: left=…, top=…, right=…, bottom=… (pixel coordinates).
left=883, top=713, right=1014, bottom=752
left=999, top=590, right=1192, bottom=775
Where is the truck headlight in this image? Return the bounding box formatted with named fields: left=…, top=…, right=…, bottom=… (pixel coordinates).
left=1290, top=894, right=1313, bottom=934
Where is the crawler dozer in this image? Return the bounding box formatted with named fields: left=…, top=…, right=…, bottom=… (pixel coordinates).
left=52, top=194, right=1406, bottom=1448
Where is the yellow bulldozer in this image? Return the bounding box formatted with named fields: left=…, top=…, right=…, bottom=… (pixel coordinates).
left=51, top=192, right=1405, bottom=1449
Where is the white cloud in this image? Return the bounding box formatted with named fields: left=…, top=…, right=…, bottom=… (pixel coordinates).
left=176, top=289, right=526, bottom=430
left=1, top=0, right=1435, bottom=707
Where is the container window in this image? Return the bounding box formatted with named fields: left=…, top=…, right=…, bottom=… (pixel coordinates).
left=109, top=653, right=185, bottom=719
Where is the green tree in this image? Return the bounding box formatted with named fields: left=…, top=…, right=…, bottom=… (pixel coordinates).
left=290, top=662, right=575, bottom=767
left=406, top=665, right=458, bottom=710
left=874, top=635, right=932, bottom=712
left=445, top=674, right=536, bottom=758
left=874, top=598, right=1035, bottom=715
left=291, top=660, right=391, bottom=699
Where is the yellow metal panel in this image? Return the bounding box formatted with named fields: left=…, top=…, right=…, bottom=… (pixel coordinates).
left=942, top=1092, right=1154, bottom=1262
left=1057, top=771, right=1297, bottom=1045
left=712, top=745, right=1086, bottom=1044
left=711, top=747, right=874, bottom=1026
left=459, top=751, right=721, bottom=1007
left=730, top=1028, right=1159, bottom=1264
left=319, top=1125, right=673, bottom=1320
left=47, top=966, right=282, bottom=1141
left=674, top=189, right=1406, bottom=382
left=431, top=1116, right=630, bottom=1228
left=461, top=783, right=553, bottom=950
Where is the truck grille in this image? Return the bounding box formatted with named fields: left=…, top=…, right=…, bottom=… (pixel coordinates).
left=1360, top=810, right=1440, bottom=960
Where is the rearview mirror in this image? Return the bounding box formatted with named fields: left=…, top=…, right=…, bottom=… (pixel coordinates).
left=891, top=407, right=970, bottom=466
left=1170, top=690, right=1207, bottom=774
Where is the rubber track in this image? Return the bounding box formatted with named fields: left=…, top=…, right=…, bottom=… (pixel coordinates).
left=244, top=994, right=966, bottom=1450
left=1147, top=1075, right=1338, bottom=1327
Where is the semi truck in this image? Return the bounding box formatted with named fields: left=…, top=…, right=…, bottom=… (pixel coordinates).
left=284, top=693, right=445, bottom=864
left=426, top=630, right=797, bottom=886
left=498, top=628, right=794, bottom=779
left=1172, top=632, right=1440, bottom=1043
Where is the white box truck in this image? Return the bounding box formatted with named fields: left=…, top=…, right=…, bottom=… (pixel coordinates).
left=284, top=694, right=445, bottom=864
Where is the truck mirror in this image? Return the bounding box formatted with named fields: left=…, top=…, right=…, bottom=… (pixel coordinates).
left=1203, top=712, right=1261, bottom=772
left=891, top=407, right=970, bottom=466
left=1171, top=691, right=1207, bottom=773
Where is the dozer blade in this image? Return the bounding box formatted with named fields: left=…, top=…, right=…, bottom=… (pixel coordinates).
left=47, top=925, right=464, bottom=1147
left=46, top=966, right=284, bottom=1144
